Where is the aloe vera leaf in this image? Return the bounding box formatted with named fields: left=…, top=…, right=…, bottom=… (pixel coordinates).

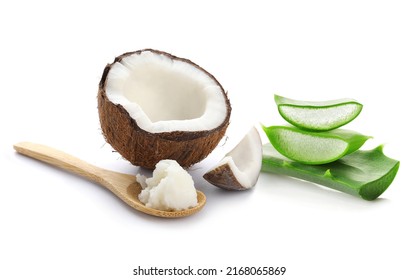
left=262, top=125, right=371, bottom=165
left=262, top=143, right=400, bottom=200
left=274, top=95, right=363, bottom=131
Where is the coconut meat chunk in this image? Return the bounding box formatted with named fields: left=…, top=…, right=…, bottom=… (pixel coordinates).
left=204, top=127, right=262, bottom=190
left=105, top=50, right=227, bottom=133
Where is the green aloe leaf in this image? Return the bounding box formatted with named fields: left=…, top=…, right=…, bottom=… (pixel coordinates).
left=262, top=125, right=371, bottom=165
left=262, top=143, right=400, bottom=200
left=275, top=95, right=363, bottom=131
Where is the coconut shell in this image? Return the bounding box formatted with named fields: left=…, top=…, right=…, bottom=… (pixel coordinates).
left=98, top=49, right=231, bottom=169
left=203, top=164, right=247, bottom=191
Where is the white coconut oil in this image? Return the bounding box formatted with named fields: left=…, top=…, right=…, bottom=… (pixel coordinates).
left=137, top=159, right=198, bottom=211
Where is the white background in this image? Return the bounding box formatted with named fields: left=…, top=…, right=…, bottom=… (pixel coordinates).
left=1, top=1, right=417, bottom=279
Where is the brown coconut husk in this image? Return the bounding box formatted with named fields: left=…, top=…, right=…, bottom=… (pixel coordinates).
left=203, top=164, right=246, bottom=191
left=98, top=49, right=231, bottom=169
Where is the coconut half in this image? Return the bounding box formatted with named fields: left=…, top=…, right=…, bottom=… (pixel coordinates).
left=203, top=127, right=262, bottom=190
left=98, top=49, right=231, bottom=168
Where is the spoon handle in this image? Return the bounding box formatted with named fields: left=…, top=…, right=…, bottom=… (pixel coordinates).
left=13, top=142, right=106, bottom=185
left=13, top=142, right=207, bottom=218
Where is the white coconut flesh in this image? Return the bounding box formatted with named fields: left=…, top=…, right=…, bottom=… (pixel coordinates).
left=204, top=127, right=262, bottom=189
left=105, top=50, right=227, bottom=133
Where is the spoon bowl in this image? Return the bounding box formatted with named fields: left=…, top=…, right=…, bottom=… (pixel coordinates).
left=13, top=142, right=206, bottom=218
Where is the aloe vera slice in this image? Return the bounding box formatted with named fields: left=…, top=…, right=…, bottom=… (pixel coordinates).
left=263, top=125, right=371, bottom=165
left=262, top=143, right=400, bottom=200
left=275, top=95, right=363, bottom=131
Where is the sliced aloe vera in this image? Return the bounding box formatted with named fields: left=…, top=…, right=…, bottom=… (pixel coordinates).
left=263, top=125, right=371, bottom=165
left=275, top=95, right=363, bottom=131
left=262, top=143, right=400, bottom=200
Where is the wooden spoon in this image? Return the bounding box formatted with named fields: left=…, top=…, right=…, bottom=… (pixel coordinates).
left=13, top=142, right=206, bottom=218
